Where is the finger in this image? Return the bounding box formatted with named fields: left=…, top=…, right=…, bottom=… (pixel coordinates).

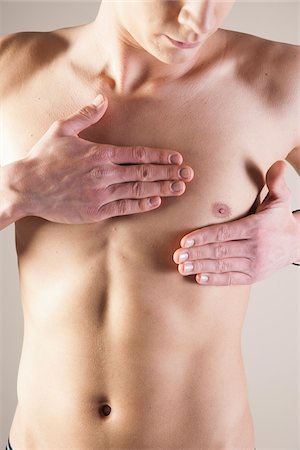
left=92, top=143, right=184, bottom=166
left=173, top=241, right=255, bottom=264
left=104, top=180, right=186, bottom=201
left=177, top=257, right=253, bottom=276
left=180, top=216, right=256, bottom=249
left=93, top=197, right=161, bottom=220
left=194, top=272, right=253, bottom=286
left=52, top=94, right=108, bottom=136
left=119, top=164, right=193, bottom=183
left=89, top=163, right=193, bottom=183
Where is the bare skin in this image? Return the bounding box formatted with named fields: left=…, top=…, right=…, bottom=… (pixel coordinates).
left=0, top=97, right=194, bottom=230
left=1, top=2, right=299, bottom=449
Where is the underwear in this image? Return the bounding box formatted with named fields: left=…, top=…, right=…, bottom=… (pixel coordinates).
left=5, top=438, right=13, bottom=450
left=3, top=437, right=256, bottom=450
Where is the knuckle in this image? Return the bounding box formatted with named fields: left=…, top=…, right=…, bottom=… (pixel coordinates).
left=132, top=181, right=144, bottom=197
left=252, top=237, right=260, bottom=253
left=249, top=243, right=258, bottom=259
left=225, top=273, right=232, bottom=285
left=118, top=199, right=130, bottom=215
left=90, top=165, right=112, bottom=179
left=90, top=167, right=102, bottom=179
left=216, top=225, right=230, bottom=242
left=194, top=247, right=202, bottom=259
left=247, top=258, right=254, bottom=272
left=50, top=119, right=64, bottom=134
left=91, top=146, right=117, bottom=163
left=90, top=146, right=104, bottom=162
left=85, top=204, right=99, bottom=219
left=218, top=259, right=230, bottom=272
left=196, top=261, right=203, bottom=272
left=101, top=145, right=117, bottom=161
left=215, top=244, right=228, bottom=258
left=132, top=145, right=147, bottom=162
left=79, top=104, right=98, bottom=120
left=98, top=201, right=117, bottom=219
left=104, top=183, right=119, bottom=197
left=136, top=164, right=150, bottom=180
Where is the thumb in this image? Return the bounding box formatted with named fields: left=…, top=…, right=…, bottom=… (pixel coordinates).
left=257, top=160, right=291, bottom=213
left=265, top=160, right=291, bottom=203
left=57, top=94, right=108, bottom=136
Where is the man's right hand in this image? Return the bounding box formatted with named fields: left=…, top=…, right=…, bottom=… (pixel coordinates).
left=2, top=94, right=194, bottom=225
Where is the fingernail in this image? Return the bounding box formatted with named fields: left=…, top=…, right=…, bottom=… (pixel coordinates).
left=199, top=274, right=209, bottom=283
left=179, top=168, right=191, bottom=179
left=184, top=262, right=194, bottom=273
left=92, top=94, right=105, bottom=107
left=183, top=239, right=195, bottom=248
left=179, top=252, right=189, bottom=263
left=171, top=181, right=184, bottom=192
left=149, top=197, right=160, bottom=207
left=169, top=154, right=183, bottom=165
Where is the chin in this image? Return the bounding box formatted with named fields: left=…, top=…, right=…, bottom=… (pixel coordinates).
left=149, top=41, right=196, bottom=65
left=150, top=51, right=187, bottom=65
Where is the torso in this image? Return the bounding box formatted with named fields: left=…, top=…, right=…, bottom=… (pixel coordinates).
left=2, top=25, right=297, bottom=449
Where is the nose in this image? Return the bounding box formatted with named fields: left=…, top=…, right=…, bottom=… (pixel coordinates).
left=178, top=0, right=214, bottom=36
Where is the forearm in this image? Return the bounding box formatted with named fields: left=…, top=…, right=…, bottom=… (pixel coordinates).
left=292, top=209, right=300, bottom=263
left=0, top=160, right=29, bottom=231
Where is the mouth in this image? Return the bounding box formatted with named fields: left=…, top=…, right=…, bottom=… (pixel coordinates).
left=164, top=35, right=202, bottom=49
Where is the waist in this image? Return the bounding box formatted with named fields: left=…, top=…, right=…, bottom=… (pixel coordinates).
left=15, top=332, right=253, bottom=449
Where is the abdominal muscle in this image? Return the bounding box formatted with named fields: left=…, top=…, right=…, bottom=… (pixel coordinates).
left=10, top=209, right=255, bottom=450
left=8, top=31, right=261, bottom=446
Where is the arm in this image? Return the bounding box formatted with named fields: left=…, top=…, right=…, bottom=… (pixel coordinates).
left=0, top=32, right=27, bottom=229
left=172, top=43, right=300, bottom=285
left=286, top=145, right=300, bottom=263
left=172, top=160, right=300, bottom=286
left=292, top=209, right=300, bottom=264
left=0, top=161, right=29, bottom=230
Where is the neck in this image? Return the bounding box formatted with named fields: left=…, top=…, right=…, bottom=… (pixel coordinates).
left=70, top=1, right=228, bottom=96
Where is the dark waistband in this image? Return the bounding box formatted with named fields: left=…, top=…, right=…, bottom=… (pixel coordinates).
left=6, top=438, right=13, bottom=450
left=4, top=437, right=255, bottom=450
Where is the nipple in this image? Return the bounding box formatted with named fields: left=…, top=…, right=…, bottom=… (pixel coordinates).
left=100, top=403, right=111, bottom=417
left=212, top=202, right=232, bottom=219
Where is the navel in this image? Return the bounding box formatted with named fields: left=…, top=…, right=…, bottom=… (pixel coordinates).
left=211, top=202, right=232, bottom=219
left=99, top=402, right=112, bottom=417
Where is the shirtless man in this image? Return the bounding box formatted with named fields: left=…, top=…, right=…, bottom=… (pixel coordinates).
left=1, top=0, right=300, bottom=448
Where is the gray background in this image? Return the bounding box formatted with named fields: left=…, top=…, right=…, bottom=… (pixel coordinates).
left=0, top=1, right=299, bottom=449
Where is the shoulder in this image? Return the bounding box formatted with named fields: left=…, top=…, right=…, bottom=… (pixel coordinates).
left=0, top=30, right=72, bottom=165
left=0, top=30, right=70, bottom=101
left=0, top=31, right=41, bottom=100
left=226, top=30, right=300, bottom=84
left=225, top=29, right=299, bottom=97
left=227, top=29, right=299, bottom=132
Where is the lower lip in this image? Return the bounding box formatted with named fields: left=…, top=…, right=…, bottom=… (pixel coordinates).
left=164, top=35, right=201, bottom=49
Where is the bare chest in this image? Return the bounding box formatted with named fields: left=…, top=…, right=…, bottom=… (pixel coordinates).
left=6, top=63, right=291, bottom=257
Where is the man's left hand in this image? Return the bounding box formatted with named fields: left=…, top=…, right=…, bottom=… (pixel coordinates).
left=173, top=160, right=300, bottom=286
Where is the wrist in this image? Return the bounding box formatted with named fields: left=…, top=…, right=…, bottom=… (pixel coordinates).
left=291, top=209, right=300, bottom=264
left=0, top=159, right=33, bottom=226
